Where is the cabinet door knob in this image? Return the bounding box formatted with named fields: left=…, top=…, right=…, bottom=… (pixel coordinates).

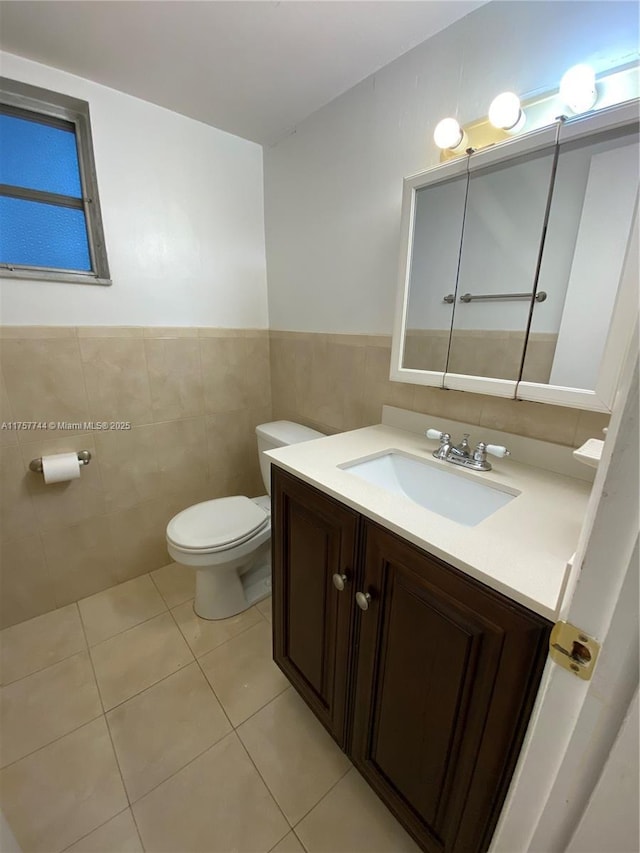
left=332, top=573, right=348, bottom=591
left=355, top=591, right=371, bottom=611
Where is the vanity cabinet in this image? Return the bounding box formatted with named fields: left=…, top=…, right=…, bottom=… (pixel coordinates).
left=271, top=467, right=358, bottom=746
left=352, top=520, right=551, bottom=852
left=272, top=466, right=551, bottom=853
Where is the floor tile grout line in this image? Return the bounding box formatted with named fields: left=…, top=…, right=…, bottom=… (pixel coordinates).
left=59, top=574, right=270, bottom=665
left=254, top=596, right=272, bottom=624
left=0, top=588, right=250, bottom=688
left=101, top=657, right=195, bottom=715
left=0, top=572, right=183, bottom=685
left=89, top=610, right=195, bottom=688
left=83, top=580, right=195, bottom=712
left=0, top=603, right=89, bottom=688
left=58, top=806, right=135, bottom=853
left=96, top=659, right=212, bottom=718
left=124, top=729, right=243, bottom=815
left=81, top=600, right=170, bottom=649
left=77, top=601, right=134, bottom=815
left=165, top=602, right=236, bottom=732
left=122, top=592, right=284, bottom=845
left=128, top=805, right=147, bottom=853
left=96, top=592, right=226, bottom=850
left=291, top=763, right=354, bottom=831
left=233, top=682, right=291, bottom=731
left=84, top=606, right=170, bottom=648
left=2, top=584, right=176, bottom=687
left=78, top=572, right=164, bottom=608
left=292, top=827, right=310, bottom=852
left=2, top=586, right=285, bottom=846
left=233, top=716, right=294, bottom=831
left=231, top=679, right=349, bottom=834
left=147, top=568, right=188, bottom=610
left=171, top=600, right=267, bottom=662
left=0, top=711, right=105, bottom=772
left=101, top=654, right=201, bottom=715
left=266, top=827, right=307, bottom=853
left=165, top=603, right=293, bottom=791
left=0, top=644, right=89, bottom=689
left=234, top=729, right=293, bottom=838
left=162, top=594, right=193, bottom=610
left=3, top=599, right=205, bottom=838
left=122, top=724, right=235, bottom=809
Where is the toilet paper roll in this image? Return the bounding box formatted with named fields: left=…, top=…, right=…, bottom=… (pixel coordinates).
left=42, top=452, right=82, bottom=484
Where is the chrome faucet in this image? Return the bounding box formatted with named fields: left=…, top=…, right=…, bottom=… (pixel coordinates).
left=426, top=429, right=510, bottom=472
left=431, top=432, right=452, bottom=460
left=449, top=433, right=471, bottom=459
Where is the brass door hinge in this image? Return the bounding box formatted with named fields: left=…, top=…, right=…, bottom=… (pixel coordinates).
left=549, top=621, right=600, bottom=680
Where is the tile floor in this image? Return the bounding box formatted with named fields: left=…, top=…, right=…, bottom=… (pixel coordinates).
left=0, top=564, right=420, bottom=853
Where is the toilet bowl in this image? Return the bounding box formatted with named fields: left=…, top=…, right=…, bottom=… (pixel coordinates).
left=166, top=421, right=324, bottom=620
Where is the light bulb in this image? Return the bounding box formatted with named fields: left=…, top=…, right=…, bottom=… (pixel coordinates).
left=433, top=118, right=467, bottom=151
left=559, top=64, right=597, bottom=114
left=488, top=92, right=525, bottom=131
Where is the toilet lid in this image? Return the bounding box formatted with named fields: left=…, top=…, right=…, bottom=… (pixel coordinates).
left=166, top=496, right=269, bottom=551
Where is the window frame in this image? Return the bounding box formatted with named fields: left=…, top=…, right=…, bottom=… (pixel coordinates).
left=0, top=77, right=111, bottom=285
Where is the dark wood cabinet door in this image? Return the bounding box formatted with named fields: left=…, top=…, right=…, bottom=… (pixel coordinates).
left=351, top=521, right=551, bottom=853
left=271, top=467, right=359, bottom=747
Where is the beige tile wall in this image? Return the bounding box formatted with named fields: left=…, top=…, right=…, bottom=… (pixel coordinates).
left=403, top=329, right=558, bottom=383
left=0, top=327, right=271, bottom=630
left=0, top=325, right=609, bottom=631
left=269, top=330, right=609, bottom=448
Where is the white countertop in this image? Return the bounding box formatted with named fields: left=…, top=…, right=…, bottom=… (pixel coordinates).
left=266, top=424, right=593, bottom=621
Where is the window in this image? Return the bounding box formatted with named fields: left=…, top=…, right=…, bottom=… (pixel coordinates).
left=0, top=78, right=110, bottom=285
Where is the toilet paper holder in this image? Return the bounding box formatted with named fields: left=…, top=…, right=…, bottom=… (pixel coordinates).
left=29, top=450, right=92, bottom=473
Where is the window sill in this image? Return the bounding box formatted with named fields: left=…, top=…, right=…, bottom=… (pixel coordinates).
left=0, top=267, right=112, bottom=286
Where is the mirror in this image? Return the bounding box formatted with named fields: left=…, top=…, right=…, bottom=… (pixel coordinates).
left=402, top=170, right=467, bottom=374
left=392, top=102, right=639, bottom=411
left=446, top=145, right=556, bottom=383
left=520, top=122, right=639, bottom=392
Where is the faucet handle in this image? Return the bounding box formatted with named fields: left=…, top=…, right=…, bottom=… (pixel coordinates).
left=426, top=429, right=444, bottom=440
left=486, top=444, right=510, bottom=459
left=426, top=429, right=451, bottom=447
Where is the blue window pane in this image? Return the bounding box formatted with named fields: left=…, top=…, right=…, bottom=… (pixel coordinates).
left=0, top=114, right=82, bottom=197
left=0, top=196, right=91, bottom=271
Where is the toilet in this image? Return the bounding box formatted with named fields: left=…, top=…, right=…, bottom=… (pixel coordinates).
left=166, top=421, right=325, bottom=620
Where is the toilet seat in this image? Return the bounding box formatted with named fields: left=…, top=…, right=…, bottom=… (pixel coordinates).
left=167, top=496, right=269, bottom=554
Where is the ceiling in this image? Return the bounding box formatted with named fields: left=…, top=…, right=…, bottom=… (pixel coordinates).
left=0, top=1, right=483, bottom=145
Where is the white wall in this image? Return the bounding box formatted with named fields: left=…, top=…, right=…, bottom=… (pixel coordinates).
left=549, top=141, right=639, bottom=388
left=566, top=688, right=639, bottom=853
left=264, top=0, right=640, bottom=334
left=0, top=52, right=268, bottom=328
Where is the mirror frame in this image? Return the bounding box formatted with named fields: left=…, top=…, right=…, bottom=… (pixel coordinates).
left=390, top=100, right=639, bottom=412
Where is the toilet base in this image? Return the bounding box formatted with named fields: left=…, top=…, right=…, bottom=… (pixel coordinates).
left=194, top=548, right=271, bottom=620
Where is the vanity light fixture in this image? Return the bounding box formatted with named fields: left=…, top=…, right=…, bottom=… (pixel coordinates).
left=433, top=60, right=635, bottom=162
left=488, top=92, right=526, bottom=131
left=559, top=64, right=598, bottom=114
left=433, top=117, right=468, bottom=151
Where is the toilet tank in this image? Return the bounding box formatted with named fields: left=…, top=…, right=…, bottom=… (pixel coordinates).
left=256, top=421, right=325, bottom=495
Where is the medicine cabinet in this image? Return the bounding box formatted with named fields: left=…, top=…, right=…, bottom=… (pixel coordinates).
left=390, top=100, right=639, bottom=412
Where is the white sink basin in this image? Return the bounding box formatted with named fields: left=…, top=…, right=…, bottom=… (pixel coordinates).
left=340, top=450, right=519, bottom=526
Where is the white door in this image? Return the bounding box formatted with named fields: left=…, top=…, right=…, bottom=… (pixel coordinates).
left=490, top=228, right=639, bottom=852
left=566, top=688, right=639, bottom=853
